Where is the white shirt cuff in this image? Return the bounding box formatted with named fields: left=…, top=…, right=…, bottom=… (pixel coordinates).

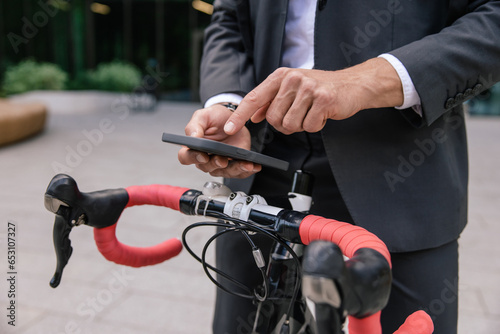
left=378, top=53, right=422, bottom=116
left=204, top=93, right=244, bottom=108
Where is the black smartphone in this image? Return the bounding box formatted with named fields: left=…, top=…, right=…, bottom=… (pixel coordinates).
left=162, top=132, right=289, bottom=171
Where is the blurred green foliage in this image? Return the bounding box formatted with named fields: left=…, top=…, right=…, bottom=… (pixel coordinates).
left=86, top=61, right=141, bottom=92
left=1, top=59, right=143, bottom=95
left=2, top=59, right=68, bottom=95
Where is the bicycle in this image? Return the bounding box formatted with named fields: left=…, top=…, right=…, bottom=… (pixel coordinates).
left=44, top=171, right=434, bottom=334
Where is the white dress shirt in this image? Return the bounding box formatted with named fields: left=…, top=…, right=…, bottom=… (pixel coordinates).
left=205, top=0, right=421, bottom=113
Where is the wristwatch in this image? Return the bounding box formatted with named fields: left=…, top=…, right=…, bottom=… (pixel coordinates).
left=222, top=103, right=238, bottom=111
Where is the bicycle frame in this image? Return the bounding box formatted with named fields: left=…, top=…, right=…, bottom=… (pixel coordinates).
left=43, top=173, right=434, bottom=334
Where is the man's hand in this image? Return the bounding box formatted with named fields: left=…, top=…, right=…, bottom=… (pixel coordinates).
left=178, top=104, right=262, bottom=178
left=224, top=57, right=404, bottom=136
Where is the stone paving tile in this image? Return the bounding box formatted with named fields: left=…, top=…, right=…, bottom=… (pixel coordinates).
left=458, top=314, right=500, bottom=334
left=457, top=116, right=500, bottom=334
left=1, top=93, right=499, bottom=333
left=96, top=291, right=214, bottom=334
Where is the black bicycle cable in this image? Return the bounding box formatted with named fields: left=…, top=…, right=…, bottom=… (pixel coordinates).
left=201, top=225, right=269, bottom=300
left=211, top=215, right=303, bottom=325
left=181, top=209, right=303, bottom=320
left=182, top=221, right=253, bottom=298
left=182, top=215, right=272, bottom=300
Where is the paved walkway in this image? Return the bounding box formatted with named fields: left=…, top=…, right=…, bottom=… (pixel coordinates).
left=0, top=92, right=499, bottom=333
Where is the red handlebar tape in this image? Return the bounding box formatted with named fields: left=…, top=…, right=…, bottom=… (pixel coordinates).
left=299, top=215, right=391, bottom=267
left=394, top=310, right=434, bottom=334
left=300, top=216, right=433, bottom=334
left=350, top=311, right=433, bottom=334
left=93, top=185, right=189, bottom=267
left=125, top=184, right=189, bottom=211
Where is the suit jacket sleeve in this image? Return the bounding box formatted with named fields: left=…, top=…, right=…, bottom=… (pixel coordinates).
left=199, top=0, right=256, bottom=104
left=389, top=0, right=500, bottom=126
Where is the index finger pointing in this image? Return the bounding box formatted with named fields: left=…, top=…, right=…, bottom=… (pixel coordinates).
left=224, top=69, right=284, bottom=135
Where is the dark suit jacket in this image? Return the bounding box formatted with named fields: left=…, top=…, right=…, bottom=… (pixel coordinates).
left=199, top=0, right=500, bottom=252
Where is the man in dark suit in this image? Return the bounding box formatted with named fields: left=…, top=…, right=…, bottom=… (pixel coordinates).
left=178, top=0, right=500, bottom=332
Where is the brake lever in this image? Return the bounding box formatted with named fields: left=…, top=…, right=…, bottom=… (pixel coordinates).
left=44, top=174, right=85, bottom=288
left=44, top=174, right=129, bottom=288
left=50, top=210, right=74, bottom=288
